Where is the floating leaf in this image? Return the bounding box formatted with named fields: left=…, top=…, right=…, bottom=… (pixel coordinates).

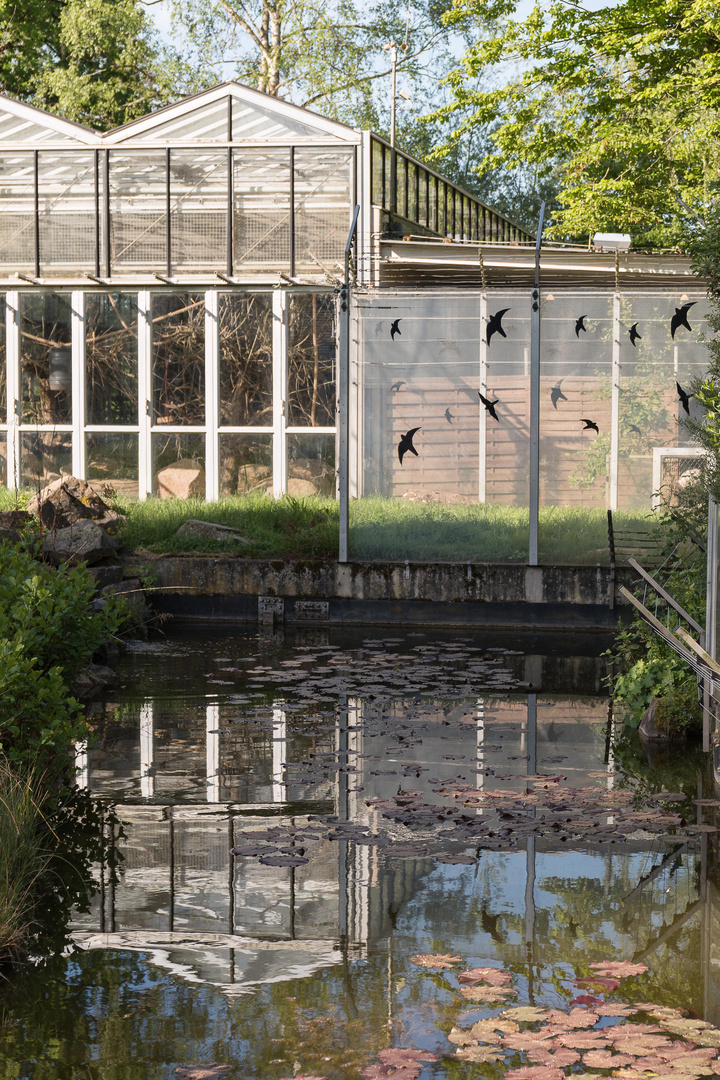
left=583, top=1051, right=636, bottom=1068
left=503, top=1034, right=563, bottom=1052
left=175, top=1067, right=231, bottom=1080
left=595, top=1004, right=637, bottom=1017
left=258, top=854, right=309, bottom=866
left=570, top=996, right=605, bottom=1007
left=471, top=1019, right=519, bottom=1041
left=546, top=1009, right=600, bottom=1030
left=378, top=1049, right=438, bottom=1068
left=448, top=1027, right=476, bottom=1047
left=458, top=966, right=514, bottom=986
left=589, top=962, right=649, bottom=978
left=526, top=1048, right=581, bottom=1067
left=461, top=985, right=517, bottom=1003
left=457, top=1046, right=507, bottom=1063
left=504, top=1067, right=565, bottom=1080
left=555, top=1033, right=610, bottom=1051
left=410, top=954, right=462, bottom=969
left=612, top=1037, right=673, bottom=1056
left=502, top=1007, right=551, bottom=1023
left=436, top=854, right=477, bottom=864
left=576, top=977, right=622, bottom=991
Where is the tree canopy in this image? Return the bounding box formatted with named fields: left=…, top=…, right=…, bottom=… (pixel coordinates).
left=431, top=0, right=720, bottom=247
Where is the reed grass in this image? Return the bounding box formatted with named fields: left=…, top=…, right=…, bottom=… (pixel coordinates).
left=0, top=761, right=45, bottom=964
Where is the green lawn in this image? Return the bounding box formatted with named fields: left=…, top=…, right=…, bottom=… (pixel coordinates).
left=0, top=488, right=660, bottom=564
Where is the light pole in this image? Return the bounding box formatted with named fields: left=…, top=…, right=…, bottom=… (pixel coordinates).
left=384, top=40, right=407, bottom=147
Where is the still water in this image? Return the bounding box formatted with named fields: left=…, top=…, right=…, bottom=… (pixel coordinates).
left=1, top=626, right=718, bottom=1080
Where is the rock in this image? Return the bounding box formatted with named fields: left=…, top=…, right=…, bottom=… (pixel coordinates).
left=74, top=663, right=118, bottom=699
left=287, top=478, right=320, bottom=496
left=156, top=459, right=205, bottom=499
left=101, top=577, right=152, bottom=634
left=0, top=527, right=21, bottom=544
left=85, top=559, right=124, bottom=590
left=175, top=519, right=250, bottom=545
left=27, top=476, right=123, bottom=532
left=41, top=519, right=119, bottom=566
left=0, top=510, right=32, bottom=529
left=639, top=698, right=674, bottom=741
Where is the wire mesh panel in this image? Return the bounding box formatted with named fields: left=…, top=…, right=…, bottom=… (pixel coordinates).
left=349, top=289, right=529, bottom=562
left=618, top=290, right=709, bottom=511
left=218, top=292, right=273, bottom=426
left=38, top=151, right=95, bottom=269
left=293, top=149, right=352, bottom=273
left=287, top=292, right=336, bottom=426
left=85, top=292, right=138, bottom=425
left=233, top=149, right=291, bottom=272
left=219, top=433, right=273, bottom=496
left=20, top=292, right=73, bottom=425
left=109, top=150, right=167, bottom=270
left=151, top=293, right=205, bottom=426
left=170, top=149, right=226, bottom=272
left=0, top=152, right=34, bottom=271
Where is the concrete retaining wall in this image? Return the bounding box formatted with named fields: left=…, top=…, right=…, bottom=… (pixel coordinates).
left=124, top=556, right=638, bottom=631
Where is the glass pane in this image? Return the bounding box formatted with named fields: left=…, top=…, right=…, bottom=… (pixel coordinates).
left=20, top=293, right=73, bottom=424
left=151, top=294, right=205, bottom=426
left=20, top=432, right=71, bottom=489
left=287, top=293, right=336, bottom=427
left=538, top=290, right=613, bottom=563
left=0, top=293, right=5, bottom=416
left=86, top=293, right=138, bottom=425
left=219, top=433, right=272, bottom=496
left=287, top=433, right=335, bottom=496
left=0, top=434, right=5, bottom=486
left=38, top=151, right=95, bottom=270
left=396, top=155, right=407, bottom=219
left=371, top=139, right=383, bottom=207
left=170, top=149, right=226, bottom=272
left=0, top=152, right=34, bottom=272
left=109, top=150, right=166, bottom=271
left=407, top=160, right=416, bottom=221
left=218, top=293, right=273, bottom=427
left=233, top=149, right=290, bottom=272
left=86, top=433, right=139, bottom=497
left=293, top=150, right=352, bottom=273
left=152, top=432, right=205, bottom=498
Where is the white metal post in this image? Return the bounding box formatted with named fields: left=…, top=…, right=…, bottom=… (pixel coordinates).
left=704, top=496, right=718, bottom=754
left=272, top=289, right=287, bottom=497
left=338, top=287, right=350, bottom=561
left=478, top=292, right=487, bottom=503
left=272, top=705, right=286, bottom=803
left=6, top=292, right=19, bottom=490
left=206, top=704, right=221, bottom=803
left=205, top=289, right=219, bottom=501
left=137, top=289, right=152, bottom=500
left=71, top=290, right=85, bottom=479
left=140, top=701, right=154, bottom=799
left=609, top=292, right=621, bottom=510
left=528, top=203, right=545, bottom=566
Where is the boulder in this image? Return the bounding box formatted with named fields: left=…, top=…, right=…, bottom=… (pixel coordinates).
left=175, top=519, right=250, bottom=545
left=156, top=459, right=205, bottom=499
left=0, top=510, right=33, bottom=529
left=74, top=663, right=119, bottom=698
left=0, top=526, right=21, bottom=544
left=41, top=519, right=119, bottom=566
left=27, top=476, right=123, bottom=532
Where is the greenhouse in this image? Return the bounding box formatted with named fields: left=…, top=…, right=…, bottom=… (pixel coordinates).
left=0, top=82, right=711, bottom=564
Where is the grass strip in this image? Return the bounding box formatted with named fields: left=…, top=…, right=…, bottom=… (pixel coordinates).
left=0, top=761, right=45, bottom=964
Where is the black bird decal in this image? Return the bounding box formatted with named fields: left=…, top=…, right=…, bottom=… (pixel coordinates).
left=444, top=407, right=454, bottom=424
left=486, top=308, right=510, bottom=346
left=629, top=423, right=642, bottom=435
left=575, top=315, right=588, bottom=338
left=550, top=383, right=567, bottom=409
left=629, top=323, right=642, bottom=346
left=390, top=380, right=405, bottom=392
left=478, top=391, right=500, bottom=421
left=580, top=418, right=599, bottom=433
left=671, top=302, right=696, bottom=339
left=398, top=427, right=420, bottom=465
left=390, top=318, right=402, bottom=341
left=676, top=381, right=693, bottom=414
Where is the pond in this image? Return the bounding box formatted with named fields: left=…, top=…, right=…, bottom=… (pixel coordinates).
left=1, top=626, right=718, bottom=1080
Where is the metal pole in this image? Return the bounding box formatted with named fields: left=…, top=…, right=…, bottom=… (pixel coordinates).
left=33, top=150, right=40, bottom=278
left=704, top=496, right=718, bottom=753
left=610, top=292, right=621, bottom=510
left=339, top=204, right=360, bottom=563
left=528, top=201, right=545, bottom=566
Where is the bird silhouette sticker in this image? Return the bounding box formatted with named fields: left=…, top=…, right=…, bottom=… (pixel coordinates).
left=486, top=308, right=510, bottom=346
left=629, top=323, right=642, bottom=346
left=629, top=423, right=642, bottom=435
left=580, top=418, right=599, bottom=433
left=550, top=382, right=567, bottom=409
left=676, top=381, right=693, bottom=414
left=575, top=315, right=588, bottom=338
left=390, top=380, right=405, bottom=392
left=445, top=407, right=454, bottom=424
left=398, top=427, right=420, bottom=465
left=390, top=318, right=402, bottom=341
left=671, top=302, right=696, bottom=339
left=478, top=391, right=500, bottom=421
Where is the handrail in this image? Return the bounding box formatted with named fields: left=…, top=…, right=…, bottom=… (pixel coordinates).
left=627, top=557, right=706, bottom=641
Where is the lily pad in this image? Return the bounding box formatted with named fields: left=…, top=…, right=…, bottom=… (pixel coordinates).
left=456, top=1046, right=507, bottom=1063
left=410, top=953, right=462, bottom=969
left=589, top=961, right=649, bottom=978
left=175, top=1067, right=231, bottom=1080
left=458, top=966, right=513, bottom=986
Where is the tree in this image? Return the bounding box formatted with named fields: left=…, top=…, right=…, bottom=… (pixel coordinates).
left=431, top=0, right=720, bottom=248
left=0, top=0, right=209, bottom=131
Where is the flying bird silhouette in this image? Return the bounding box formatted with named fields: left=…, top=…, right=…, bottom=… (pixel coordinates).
left=629, top=323, right=642, bottom=346
left=444, top=407, right=454, bottom=424
left=580, top=418, right=599, bottom=433
left=390, top=380, right=405, bottom=391
left=575, top=315, right=588, bottom=338
left=629, top=423, right=642, bottom=435
left=390, top=318, right=402, bottom=341
left=478, top=391, right=500, bottom=421
left=676, top=381, right=693, bottom=414
left=550, top=382, right=567, bottom=409
left=671, top=302, right=696, bottom=339
left=486, top=308, right=510, bottom=346
left=398, top=427, right=420, bottom=465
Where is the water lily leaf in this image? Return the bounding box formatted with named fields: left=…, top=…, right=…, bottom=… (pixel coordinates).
left=470, top=1019, right=519, bottom=1041
left=258, top=854, right=309, bottom=866
left=589, top=962, right=649, bottom=978
left=461, top=985, right=517, bottom=1003
left=547, top=1009, right=600, bottom=1030
left=378, top=1049, right=438, bottom=1068
left=502, top=1007, right=551, bottom=1022
left=611, top=1024, right=664, bottom=1037
left=448, top=1027, right=476, bottom=1046
left=436, top=854, right=477, bottom=864
left=595, top=1005, right=638, bottom=1017
left=612, top=1037, right=673, bottom=1056
left=570, top=996, right=605, bottom=1007
left=502, top=1033, right=563, bottom=1052
left=458, top=966, right=514, bottom=986
left=456, top=1045, right=507, bottom=1063
left=279, top=1076, right=329, bottom=1080
left=526, top=1048, right=581, bottom=1067
left=503, top=1067, right=565, bottom=1080
left=583, top=1051, right=637, bottom=1068
left=175, top=1067, right=231, bottom=1080
left=410, top=953, right=462, bottom=969
left=659, top=1020, right=714, bottom=1037
left=576, top=977, right=622, bottom=991
left=555, top=1033, right=611, bottom=1051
